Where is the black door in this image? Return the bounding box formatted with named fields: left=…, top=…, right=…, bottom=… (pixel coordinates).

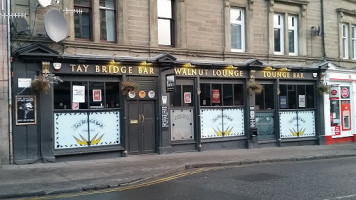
left=128, top=101, right=156, bottom=154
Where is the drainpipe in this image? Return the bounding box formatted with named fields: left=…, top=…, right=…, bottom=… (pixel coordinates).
left=321, top=0, right=326, bottom=61
left=7, top=0, right=13, bottom=164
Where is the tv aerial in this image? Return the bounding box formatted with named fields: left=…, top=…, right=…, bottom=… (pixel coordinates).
left=44, top=9, right=68, bottom=42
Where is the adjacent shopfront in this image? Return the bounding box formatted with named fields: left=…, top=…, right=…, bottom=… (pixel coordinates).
left=323, top=63, right=356, bottom=144
left=160, top=61, right=322, bottom=152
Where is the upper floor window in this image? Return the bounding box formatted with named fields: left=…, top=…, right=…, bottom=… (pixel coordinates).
left=274, top=14, right=284, bottom=55
left=74, top=0, right=92, bottom=40
left=157, top=0, right=174, bottom=46
left=100, top=0, right=116, bottom=42
left=230, top=8, right=245, bottom=52
left=352, top=25, right=356, bottom=60
left=342, top=23, right=349, bottom=59
left=288, top=15, right=298, bottom=55
left=274, top=13, right=299, bottom=55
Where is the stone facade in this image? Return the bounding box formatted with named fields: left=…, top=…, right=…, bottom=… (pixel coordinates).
left=0, top=0, right=9, bottom=165
left=11, top=0, right=324, bottom=65
left=323, top=0, right=356, bottom=68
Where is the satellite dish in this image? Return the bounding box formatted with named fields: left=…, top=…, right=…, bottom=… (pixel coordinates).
left=38, top=0, right=52, bottom=7
left=44, top=9, right=68, bottom=42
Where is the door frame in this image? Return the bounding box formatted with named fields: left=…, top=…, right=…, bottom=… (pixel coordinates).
left=126, top=99, right=157, bottom=154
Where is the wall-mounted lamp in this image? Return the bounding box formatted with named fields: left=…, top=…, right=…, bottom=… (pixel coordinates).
left=264, top=66, right=275, bottom=71
left=182, top=63, right=193, bottom=68
left=42, top=61, right=50, bottom=75
left=313, top=73, right=318, bottom=78
left=280, top=67, right=291, bottom=71
left=226, top=65, right=237, bottom=69
left=311, top=25, right=321, bottom=36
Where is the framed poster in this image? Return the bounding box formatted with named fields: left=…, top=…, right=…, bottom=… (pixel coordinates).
left=15, top=95, right=37, bottom=125
left=184, top=92, right=191, bottom=104
left=166, top=74, right=175, bottom=92
left=93, top=89, right=102, bottom=102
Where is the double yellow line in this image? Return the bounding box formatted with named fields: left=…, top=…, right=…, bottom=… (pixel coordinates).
left=19, top=164, right=248, bottom=200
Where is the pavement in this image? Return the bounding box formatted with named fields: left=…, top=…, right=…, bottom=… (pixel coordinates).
left=1, top=143, right=356, bottom=199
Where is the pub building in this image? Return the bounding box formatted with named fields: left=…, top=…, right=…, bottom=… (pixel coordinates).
left=11, top=44, right=325, bottom=164
left=322, top=62, right=356, bottom=144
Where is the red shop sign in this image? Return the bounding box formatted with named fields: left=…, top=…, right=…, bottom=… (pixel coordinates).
left=341, top=87, right=349, bottom=98
left=212, top=89, right=220, bottom=103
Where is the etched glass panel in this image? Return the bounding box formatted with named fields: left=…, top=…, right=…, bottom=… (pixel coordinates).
left=171, top=109, right=194, bottom=140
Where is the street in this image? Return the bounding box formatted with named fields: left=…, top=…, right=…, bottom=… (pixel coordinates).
left=23, top=157, right=356, bottom=200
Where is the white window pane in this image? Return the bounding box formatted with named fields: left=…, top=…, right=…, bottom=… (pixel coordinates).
left=288, top=16, right=298, bottom=55
left=230, top=9, right=241, bottom=23
left=158, top=19, right=171, bottom=45
left=157, top=0, right=172, bottom=18
left=274, top=14, right=280, bottom=26
left=343, top=24, right=349, bottom=59
left=231, top=24, right=242, bottom=49
left=353, top=26, right=356, bottom=59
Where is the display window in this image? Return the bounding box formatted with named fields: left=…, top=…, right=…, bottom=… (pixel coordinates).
left=279, top=84, right=314, bottom=109
left=200, top=83, right=244, bottom=107
left=54, top=81, right=120, bottom=110
left=278, top=84, right=316, bottom=138
left=330, top=86, right=351, bottom=133
left=53, top=79, right=122, bottom=150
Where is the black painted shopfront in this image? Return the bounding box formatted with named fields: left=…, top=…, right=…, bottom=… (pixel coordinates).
left=11, top=44, right=325, bottom=164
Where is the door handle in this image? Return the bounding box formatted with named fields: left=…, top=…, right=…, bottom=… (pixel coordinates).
left=141, top=114, right=145, bottom=123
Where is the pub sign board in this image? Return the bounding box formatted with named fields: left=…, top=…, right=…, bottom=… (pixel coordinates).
left=15, top=95, right=37, bottom=125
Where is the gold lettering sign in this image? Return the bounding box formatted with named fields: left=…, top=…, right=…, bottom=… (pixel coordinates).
left=68, top=64, right=155, bottom=75
left=262, top=71, right=305, bottom=79
left=174, top=68, right=244, bottom=77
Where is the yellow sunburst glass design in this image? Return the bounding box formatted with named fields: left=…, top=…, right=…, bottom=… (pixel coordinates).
left=289, top=128, right=306, bottom=136
left=73, top=133, right=104, bottom=146
left=213, top=126, right=234, bottom=137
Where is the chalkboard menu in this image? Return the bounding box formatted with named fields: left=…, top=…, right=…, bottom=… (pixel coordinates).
left=15, top=95, right=37, bottom=125
left=161, top=106, right=169, bottom=127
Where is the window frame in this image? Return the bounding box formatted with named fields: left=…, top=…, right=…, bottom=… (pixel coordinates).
left=99, top=0, right=117, bottom=43
left=157, top=0, right=175, bottom=46
left=288, top=15, right=298, bottom=56
left=74, top=0, right=93, bottom=41
left=352, top=25, right=356, bottom=60
left=274, top=13, right=284, bottom=55
left=342, top=23, right=349, bottom=59
left=230, top=7, right=245, bottom=52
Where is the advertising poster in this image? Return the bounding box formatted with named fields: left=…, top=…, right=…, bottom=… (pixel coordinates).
left=15, top=95, right=37, bottom=125
left=93, top=89, right=102, bottom=102
left=280, top=96, right=287, bottom=108
left=299, top=95, right=305, bottom=108
left=73, top=85, right=85, bottom=103
left=166, top=74, right=175, bottom=92
left=184, top=92, right=191, bottom=104
left=212, top=89, right=220, bottom=104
